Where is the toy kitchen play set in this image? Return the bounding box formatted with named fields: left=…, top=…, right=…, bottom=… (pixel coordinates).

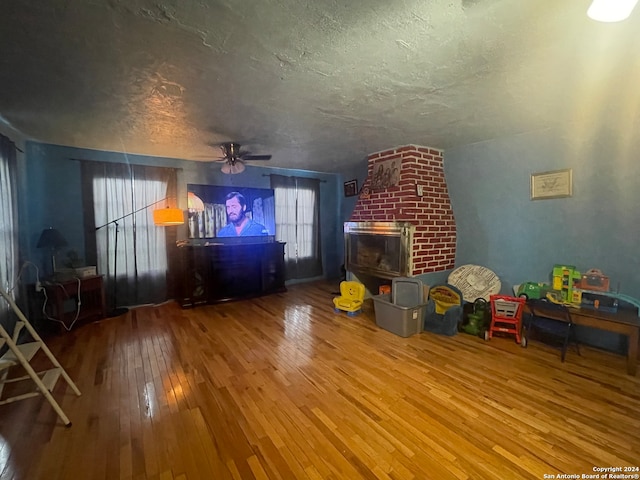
left=518, top=265, right=639, bottom=314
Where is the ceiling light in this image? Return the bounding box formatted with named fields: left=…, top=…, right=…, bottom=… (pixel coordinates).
left=587, top=0, right=639, bottom=22
left=221, top=161, right=245, bottom=174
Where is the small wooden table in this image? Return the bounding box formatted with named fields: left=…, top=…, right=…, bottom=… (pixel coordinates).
left=524, top=303, right=640, bottom=376
left=42, top=275, right=106, bottom=330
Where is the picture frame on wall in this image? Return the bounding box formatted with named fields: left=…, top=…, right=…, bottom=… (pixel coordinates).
left=530, top=168, right=573, bottom=200
left=344, top=179, right=358, bottom=197
left=370, top=158, right=400, bottom=190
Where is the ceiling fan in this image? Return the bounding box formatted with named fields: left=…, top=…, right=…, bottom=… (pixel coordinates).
left=213, top=142, right=272, bottom=174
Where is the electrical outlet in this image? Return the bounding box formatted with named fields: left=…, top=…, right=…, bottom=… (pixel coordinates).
left=416, top=184, right=424, bottom=196
left=35, top=281, right=43, bottom=292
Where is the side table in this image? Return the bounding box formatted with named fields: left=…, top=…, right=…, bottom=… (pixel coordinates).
left=41, top=275, right=106, bottom=330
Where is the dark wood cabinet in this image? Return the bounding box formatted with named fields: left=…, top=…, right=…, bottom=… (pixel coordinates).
left=177, top=242, right=286, bottom=307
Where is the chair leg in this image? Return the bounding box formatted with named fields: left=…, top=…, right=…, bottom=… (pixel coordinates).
left=571, top=325, right=581, bottom=356
left=521, top=316, right=531, bottom=348
left=560, top=327, right=571, bottom=363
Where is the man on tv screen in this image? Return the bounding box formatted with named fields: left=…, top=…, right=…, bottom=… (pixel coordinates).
left=217, top=191, right=269, bottom=237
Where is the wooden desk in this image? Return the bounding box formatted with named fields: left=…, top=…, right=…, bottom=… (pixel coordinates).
left=524, top=303, right=640, bottom=376
left=42, top=275, right=106, bottom=330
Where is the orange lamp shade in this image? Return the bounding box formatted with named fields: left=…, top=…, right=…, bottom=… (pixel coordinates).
left=153, top=207, right=184, bottom=226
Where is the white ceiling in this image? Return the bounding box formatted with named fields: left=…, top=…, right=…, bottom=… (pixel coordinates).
left=1, top=1, right=639, bottom=173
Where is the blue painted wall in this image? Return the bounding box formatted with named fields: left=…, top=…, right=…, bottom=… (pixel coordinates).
left=444, top=125, right=640, bottom=351
left=444, top=125, right=640, bottom=296
left=19, top=142, right=344, bottom=281
left=340, top=158, right=369, bottom=223
left=336, top=157, right=370, bottom=271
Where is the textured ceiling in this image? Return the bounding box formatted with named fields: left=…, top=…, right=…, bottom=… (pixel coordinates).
left=1, top=1, right=639, bottom=173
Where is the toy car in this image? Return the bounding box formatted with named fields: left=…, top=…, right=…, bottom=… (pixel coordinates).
left=516, top=282, right=551, bottom=300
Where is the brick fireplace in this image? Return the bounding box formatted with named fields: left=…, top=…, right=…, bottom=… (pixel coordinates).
left=348, top=145, right=457, bottom=276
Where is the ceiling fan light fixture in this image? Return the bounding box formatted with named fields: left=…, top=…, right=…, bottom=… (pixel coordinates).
left=587, top=0, right=638, bottom=22
left=221, top=160, right=245, bottom=174
left=230, top=161, right=245, bottom=174
left=213, top=141, right=270, bottom=173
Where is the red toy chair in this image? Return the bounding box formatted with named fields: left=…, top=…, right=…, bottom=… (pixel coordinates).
left=486, top=295, right=526, bottom=343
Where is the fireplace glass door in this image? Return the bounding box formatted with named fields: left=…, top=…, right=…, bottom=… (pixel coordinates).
left=350, top=234, right=400, bottom=274
left=344, top=222, right=414, bottom=279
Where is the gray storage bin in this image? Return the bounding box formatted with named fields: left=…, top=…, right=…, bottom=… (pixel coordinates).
left=391, top=277, right=424, bottom=307
left=371, top=293, right=427, bottom=337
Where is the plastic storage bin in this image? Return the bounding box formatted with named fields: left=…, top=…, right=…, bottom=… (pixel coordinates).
left=392, top=277, right=424, bottom=307
left=371, top=293, right=427, bottom=337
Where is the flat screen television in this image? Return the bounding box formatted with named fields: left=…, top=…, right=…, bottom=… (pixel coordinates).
left=187, top=184, right=276, bottom=244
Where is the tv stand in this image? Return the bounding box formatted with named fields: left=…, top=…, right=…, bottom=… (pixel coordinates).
left=177, top=242, right=286, bottom=307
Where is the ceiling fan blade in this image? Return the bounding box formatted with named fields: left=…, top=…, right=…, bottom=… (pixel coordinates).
left=206, top=141, right=271, bottom=167
left=194, top=155, right=226, bottom=161
left=242, top=154, right=272, bottom=161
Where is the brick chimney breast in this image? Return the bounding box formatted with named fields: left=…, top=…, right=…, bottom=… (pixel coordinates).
left=349, top=145, right=456, bottom=275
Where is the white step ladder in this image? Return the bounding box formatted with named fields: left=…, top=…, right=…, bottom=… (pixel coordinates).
left=0, top=287, right=81, bottom=427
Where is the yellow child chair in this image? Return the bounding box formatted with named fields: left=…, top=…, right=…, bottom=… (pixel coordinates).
left=333, top=281, right=366, bottom=316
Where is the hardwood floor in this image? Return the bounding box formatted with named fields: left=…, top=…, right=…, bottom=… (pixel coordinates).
left=1, top=280, right=639, bottom=479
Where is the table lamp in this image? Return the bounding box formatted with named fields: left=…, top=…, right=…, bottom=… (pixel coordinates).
left=37, top=227, right=68, bottom=276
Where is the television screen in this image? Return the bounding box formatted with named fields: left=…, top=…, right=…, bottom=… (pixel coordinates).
left=187, top=184, right=276, bottom=243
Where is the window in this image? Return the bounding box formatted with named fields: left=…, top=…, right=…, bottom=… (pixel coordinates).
left=93, top=176, right=168, bottom=277
left=271, top=175, right=323, bottom=280
left=82, top=162, right=177, bottom=307
left=0, top=135, right=18, bottom=313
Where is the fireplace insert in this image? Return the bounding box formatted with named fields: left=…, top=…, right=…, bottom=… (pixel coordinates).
left=344, top=221, right=414, bottom=279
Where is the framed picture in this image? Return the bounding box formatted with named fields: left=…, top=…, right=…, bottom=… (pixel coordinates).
left=530, top=168, right=573, bottom=200
left=370, top=159, right=400, bottom=190
left=344, top=179, right=358, bottom=197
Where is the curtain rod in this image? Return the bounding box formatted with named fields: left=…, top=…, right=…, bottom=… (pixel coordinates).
left=70, top=158, right=183, bottom=170
left=262, top=173, right=327, bottom=183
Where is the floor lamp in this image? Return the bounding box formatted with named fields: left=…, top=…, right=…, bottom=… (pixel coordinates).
left=95, top=199, right=183, bottom=318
